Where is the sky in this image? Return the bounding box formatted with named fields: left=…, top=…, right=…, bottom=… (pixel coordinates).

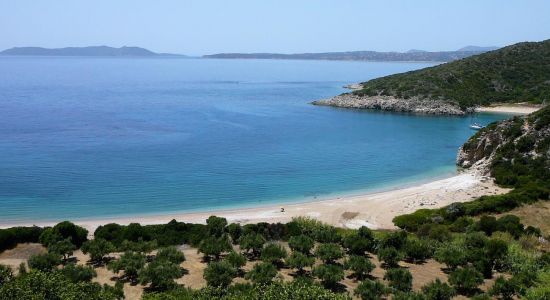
left=1, top=0, right=549, bottom=55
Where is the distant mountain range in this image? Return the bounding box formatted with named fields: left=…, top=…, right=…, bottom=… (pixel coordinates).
left=0, top=46, right=188, bottom=57
left=203, top=46, right=500, bottom=62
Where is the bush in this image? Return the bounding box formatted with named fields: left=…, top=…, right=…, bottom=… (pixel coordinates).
left=342, top=232, right=375, bottom=255
left=421, top=279, right=455, bottom=300
left=139, top=260, right=183, bottom=291
left=58, top=263, right=96, bottom=283
left=224, top=251, right=246, bottom=271
left=0, top=226, right=44, bottom=252
left=288, top=235, right=314, bottom=254
left=403, top=237, right=432, bottom=263
left=260, top=243, right=287, bottom=265
left=28, top=253, right=61, bottom=272
left=227, top=223, right=242, bottom=244
left=448, top=267, right=484, bottom=295
left=286, top=251, right=315, bottom=274
left=0, top=265, right=14, bottom=286
left=81, top=238, right=116, bottom=264
left=354, top=279, right=388, bottom=300
left=155, top=246, right=186, bottom=264
left=206, top=216, right=228, bottom=238
left=384, top=268, right=412, bottom=292
left=344, top=255, right=375, bottom=280
left=39, top=221, right=88, bottom=248
left=107, top=251, right=146, bottom=283
left=203, top=261, right=236, bottom=288
left=314, top=243, right=344, bottom=264
left=489, top=276, right=519, bottom=300
left=313, top=264, right=345, bottom=288
left=434, top=243, right=467, bottom=270
left=377, top=246, right=402, bottom=268
left=198, top=235, right=232, bottom=261
left=245, top=262, right=278, bottom=285
left=48, top=238, right=76, bottom=261
left=0, top=270, right=123, bottom=300
left=239, top=233, right=265, bottom=257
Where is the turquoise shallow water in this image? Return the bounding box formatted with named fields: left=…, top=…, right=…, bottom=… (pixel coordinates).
left=0, top=57, right=510, bottom=223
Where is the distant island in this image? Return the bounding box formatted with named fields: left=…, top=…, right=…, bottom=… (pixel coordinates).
left=203, top=46, right=499, bottom=62
left=314, top=40, right=550, bottom=115
left=0, top=46, right=188, bottom=57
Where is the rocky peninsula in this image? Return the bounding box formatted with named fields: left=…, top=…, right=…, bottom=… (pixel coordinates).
left=312, top=94, right=465, bottom=115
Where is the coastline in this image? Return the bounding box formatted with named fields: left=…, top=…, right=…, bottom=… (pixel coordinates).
left=0, top=169, right=509, bottom=234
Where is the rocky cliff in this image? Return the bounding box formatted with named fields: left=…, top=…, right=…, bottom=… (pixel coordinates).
left=457, top=106, right=550, bottom=180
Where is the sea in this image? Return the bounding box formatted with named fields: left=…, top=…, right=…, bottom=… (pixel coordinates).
left=0, top=57, right=511, bottom=224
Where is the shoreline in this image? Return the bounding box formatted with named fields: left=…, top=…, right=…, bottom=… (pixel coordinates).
left=0, top=170, right=509, bottom=234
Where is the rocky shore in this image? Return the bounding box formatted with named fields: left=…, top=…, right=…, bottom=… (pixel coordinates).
left=312, top=93, right=465, bottom=115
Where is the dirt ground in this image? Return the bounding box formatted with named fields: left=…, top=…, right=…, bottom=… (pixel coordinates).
left=1, top=241, right=501, bottom=300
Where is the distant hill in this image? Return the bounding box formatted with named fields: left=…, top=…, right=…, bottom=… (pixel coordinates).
left=457, top=45, right=499, bottom=52
left=314, top=40, right=550, bottom=114
left=0, top=46, right=187, bottom=57
left=203, top=47, right=499, bottom=62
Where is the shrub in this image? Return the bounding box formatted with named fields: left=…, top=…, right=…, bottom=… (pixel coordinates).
left=107, top=251, right=146, bottom=283
left=354, top=279, right=388, bottom=300
left=260, top=243, right=287, bottom=265
left=344, top=255, right=375, bottom=280
left=155, top=246, right=186, bottom=264
left=206, top=216, right=228, bottom=238
left=377, top=246, right=402, bottom=268
left=403, top=237, right=432, bottom=263
left=342, top=226, right=377, bottom=254
left=286, top=251, right=315, bottom=274
left=0, top=265, right=14, bottom=286
left=28, top=253, right=61, bottom=272
left=0, top=270, right=123, bottom=300
left=434, top=243, right=467, bottom=270
left=239, top=233, right=265, bottom=257
left=314, top=243, right=344, bottom=264
left=448, top=267, right=484, bottom=295
left=393, top=209, right=434, bottom=232
left=227, top=223, right=242, bottom=244
left=198, top=235, right=232, bottom=261
left=313, top=225, right=342, bottom=243
left=81, top=238, right=115, bottom=264
left=489, top=276, right=519, bottom=300
left=139, top=260, right=183, bottom=291
left=245, top=262, right=278, bottom=285
left=39, top=221, right=88, bottom=248
left=384, top=268, right=413, bottom=292
left=313, top=264, right=345, bottom=288
left=288, top=235, right=314, bottom=254
left=224, top=251, right=246, bottom=271
left=47, top=238, right=76, bottom=261
left=421, top=279, right=455, bottom=300
left=203, top=261, right=236, bottom=288
left=58, top=263, right=96, bottom=283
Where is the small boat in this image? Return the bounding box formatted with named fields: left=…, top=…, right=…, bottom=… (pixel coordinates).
left=469, top=123, right=484, bottom=130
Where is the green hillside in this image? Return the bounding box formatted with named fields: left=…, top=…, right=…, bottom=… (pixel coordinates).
left=354, top=40, right=550, bottom=108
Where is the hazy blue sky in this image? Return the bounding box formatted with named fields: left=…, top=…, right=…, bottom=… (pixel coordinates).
left=1, top=0, right=549, bottom=55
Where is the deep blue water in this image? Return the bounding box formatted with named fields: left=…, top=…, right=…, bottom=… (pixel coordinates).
left=0, top=57, right=510, bottom=223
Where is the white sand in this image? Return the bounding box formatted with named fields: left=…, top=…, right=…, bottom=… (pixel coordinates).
left=476, top=104, right=542, bottom=114
left=0, top=170, right=509, bottom=234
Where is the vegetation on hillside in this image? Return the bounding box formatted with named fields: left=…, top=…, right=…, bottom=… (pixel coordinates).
left=353, top=40, right=550, bottom=108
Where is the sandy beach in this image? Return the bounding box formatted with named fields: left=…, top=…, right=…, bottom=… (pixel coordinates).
left=476, top=103, right=542, bottom=114
left=0, top=170, right=509, bottom=234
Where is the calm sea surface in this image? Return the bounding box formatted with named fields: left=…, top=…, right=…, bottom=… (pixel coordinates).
left=0, top=57, right=510, bottom=223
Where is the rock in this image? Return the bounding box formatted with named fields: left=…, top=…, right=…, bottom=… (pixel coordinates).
left=312, top=94, right=465, bottom=115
